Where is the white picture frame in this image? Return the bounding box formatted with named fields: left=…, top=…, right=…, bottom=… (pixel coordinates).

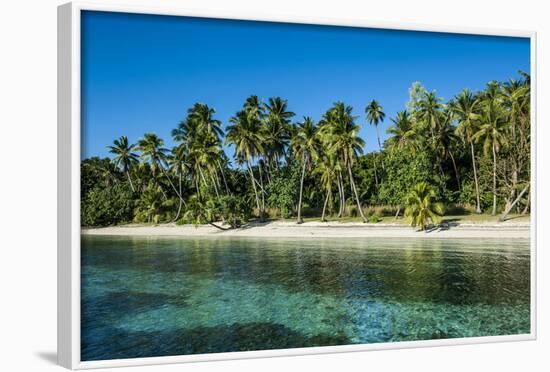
left=57, top=1, right=537, bottom=369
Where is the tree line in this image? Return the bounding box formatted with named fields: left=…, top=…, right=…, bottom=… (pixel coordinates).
left=81, top=72, right=530, bottom=230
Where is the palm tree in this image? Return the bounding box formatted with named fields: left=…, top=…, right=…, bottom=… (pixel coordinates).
left=263, top=97, right=295, bottom=174
left=405, top=182, right=444, bottom=231
left=137, top=133, right=185, bottom=203
left=107, top=136, right=138, bottom=192
left=321, top=102, right=367, bottom=222
left=418, top=91, right=444, bottom=137
left=187, top=103, right=223, bottom=141
left=386, top=110, right=416, bottom=152
left=435, top=109, right=461, bottom=190
left=472, top=100, right=509, bottom=215
left=226, top=107, right=266, bottom=220
left=291, top=117, right=319, bottom=223
left=452, top=89, right=482, bottom=213
left=366, top=100, right=386, bottom=152
left=366, top=99, right=386, bottom=187
left=417, top=91, right=445, bottom=176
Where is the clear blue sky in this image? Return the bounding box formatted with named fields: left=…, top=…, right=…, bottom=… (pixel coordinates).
left=81, top=10, right=530, bottom=160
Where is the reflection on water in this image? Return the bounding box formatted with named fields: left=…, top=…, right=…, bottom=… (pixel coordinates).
left=81, top=236, right=530, bottom=361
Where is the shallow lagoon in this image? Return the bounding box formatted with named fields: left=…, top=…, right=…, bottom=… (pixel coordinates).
left=81, top=235, right=530, bottom=361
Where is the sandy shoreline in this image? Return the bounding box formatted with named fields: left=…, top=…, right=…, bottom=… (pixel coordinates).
left=82, top=220, right=530, bottom=239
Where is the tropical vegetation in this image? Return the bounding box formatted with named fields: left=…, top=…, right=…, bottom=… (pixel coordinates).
left=81, top=73, right=531, bottom=229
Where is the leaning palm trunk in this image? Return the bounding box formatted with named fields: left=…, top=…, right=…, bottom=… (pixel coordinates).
left=125, top=171, right=135, bottom=192
left=470, top=141, right=482, bottom=214
left=337, top=172, right=345, bottom=217
left=173, top=172, right=184, bottom=222
left=347, top=162, right=367, bottom=222
left=258, top=163, right=266, bottom=216
left=161, top=166, right=186, bottom=203
left=154, top=174, right=168, bottom=200
left=491, top=142, right=497, bottom=216
left=209, top=172, right=220, bottom=198
left=394, top=206, right=401, bottom=219
left=321, top=191, right=330, bottom=222
left=336, top=175, right=343, bottom=218
left=217, top=161, right=230, bottom=195
left=247, top=163, right=262, bottom=220
left=297, top=156, right=307, bottom=224
left=500, top=184, right=529, bottom=222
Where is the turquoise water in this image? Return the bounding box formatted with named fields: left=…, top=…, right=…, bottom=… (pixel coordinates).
left=81, top=235, right=530, bottom=361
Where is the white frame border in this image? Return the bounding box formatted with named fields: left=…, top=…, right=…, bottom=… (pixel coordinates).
left=57, top=1, right=537, bottom=369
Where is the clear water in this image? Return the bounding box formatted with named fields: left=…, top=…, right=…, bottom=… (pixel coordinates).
left=81, top=235, right=530, bottom=361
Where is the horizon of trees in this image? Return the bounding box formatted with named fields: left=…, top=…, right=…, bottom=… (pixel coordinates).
left=81, top=72, right=531, bottom=229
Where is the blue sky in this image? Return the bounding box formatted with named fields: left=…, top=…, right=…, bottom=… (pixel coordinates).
left=81, top=10, right=530, bottom=160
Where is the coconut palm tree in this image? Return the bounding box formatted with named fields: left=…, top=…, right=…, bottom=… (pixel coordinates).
left=452, top=89, right=482, bottom=213
left=366, top=100, right=386, bottom=152
left=417, top=91, right=445, bottom=176
left=405, top=182, right=444, bottom=231
left=386, top=110, right=416, bottom=152
left=107, top=136, right=139, bottom=192
left=187, top=103, right=223, bottom=141
left=435, top=109, right=461, bottom=190
left=418, top=91, right=444, bottom=136
left=291, top=117, right=319, bottom=223
left=472, top=100, right=509, bottom=215
left=263, top=97, right=295, bottom=174
left=321, top=102, right=367, bottom=222
left=226, top=108, right=266, bottom=220
left=137, top=133, right=185, bottom=203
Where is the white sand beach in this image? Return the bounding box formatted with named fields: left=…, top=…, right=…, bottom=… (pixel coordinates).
left=82, top=220, right=530, bottom=239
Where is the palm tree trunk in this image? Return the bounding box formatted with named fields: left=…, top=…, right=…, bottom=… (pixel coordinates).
left=500, top=184, right=529, bottom=221
left=321, top=191, right=330, bottom=222
left=394, top=206, right=401, bottom=219
left=217, top=161, right=230, bottom=195
left=156, top=176, right=168, bottom=200
left=247, top=163, right=262, bottom=220
left=126, top=171, right=135, bottom=192
left=449, top=151, right=461, bottom=191
left=258, top=162, right=266, bottom=217
left=347, top=162, right=367, bottom=222
left=337, top=172, right=345, bottom=217
left=375, top=126, right=385, bottom=170
left=210, top=172, right=220, bottom=198
left=194, top=177, right=200, bottom=197
left=336, top=175, right=343, bottom=218
left=297, top=157, right=307, bottom=224
left=161, top=167, right=185, bottom=203
left=373, top=156, right=379, bottom=189
left=174, top=172, right=184, bottom=222
left=470, top=141, right=482, bottom=214
left=491, top=142, right=497, bottom=216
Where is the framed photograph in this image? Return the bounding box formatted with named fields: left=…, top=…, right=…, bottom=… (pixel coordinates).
left=58, top=1, right=536, bottom=369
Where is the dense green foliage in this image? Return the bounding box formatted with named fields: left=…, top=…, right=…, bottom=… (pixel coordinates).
left=81, top=73, right=530, bottom=227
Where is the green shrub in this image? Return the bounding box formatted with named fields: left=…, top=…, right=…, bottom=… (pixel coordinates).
left=81, top=183, right=134, bottom=226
